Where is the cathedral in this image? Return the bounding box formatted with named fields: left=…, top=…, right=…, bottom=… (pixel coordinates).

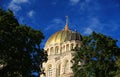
left=40, top=18, right=82, bottom=77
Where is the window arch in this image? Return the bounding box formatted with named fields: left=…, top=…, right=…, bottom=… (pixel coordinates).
left=48, top=65, right=52, bottom=77
left=56, top=64, right=61, bottom=77
left=50, top=47, right=54, bottom=55
left=60, top=47, right=62, bottom=54
left=55, top=46, right=59, bottom=54
left=66, top=44, right=69, bottom=51
left=64, top=60, right=69, bottom=73
left=63, top=45, right=65, bottom=52
left=71, top=43, right=74, bottom=50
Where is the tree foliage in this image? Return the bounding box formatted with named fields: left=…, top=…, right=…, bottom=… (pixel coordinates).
left=114, top=52, right=120, bottom=77
left=72, top=32, right=120, bottom=77
left=0, top=8, right=47, bottom=77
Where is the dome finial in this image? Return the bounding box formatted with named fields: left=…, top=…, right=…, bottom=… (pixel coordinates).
left=64, top=16, right=69, bottom=30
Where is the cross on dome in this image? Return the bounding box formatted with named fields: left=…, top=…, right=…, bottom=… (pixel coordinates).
left=64, top=16, right=69, bottom=31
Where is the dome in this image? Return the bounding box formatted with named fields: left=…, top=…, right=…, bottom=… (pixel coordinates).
left=45, top=24, right=82, bottom=47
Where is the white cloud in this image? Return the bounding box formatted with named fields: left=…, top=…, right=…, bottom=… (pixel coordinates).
left=79, top=0, right=90, bottom=11
left=28, top=10, right=35, bottom=17
left=89, top=17, right=105, bottom=32
left=89, top=17, right=101, bottom=27
left=83, top=17, right=103, bottom=35
left=8, top=0, right=29, bottom=12
left=70, top=0, right=80, bottom=5
left=84, top=27, right=93, bottom=35
left=44, top=25, right=56, bottom=31
left=19, top=17, right=24, bottom=24
left=52, top=18, right=63, bottom=24
left=44, top=18, right=64, bottom=31
left=12, top=0, right=28, bottom=4
left=83, top=17, right=120, bottom=35
left=79, top=0, right=100, bottom=12
left=8, top=3, right=22, bottom=12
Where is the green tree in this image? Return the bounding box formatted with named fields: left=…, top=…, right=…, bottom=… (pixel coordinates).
left=72, top=32, right=120, bottom=77
left=114, top=48, right=120, bottom=77
left=0, top=8, right=47, bottom=77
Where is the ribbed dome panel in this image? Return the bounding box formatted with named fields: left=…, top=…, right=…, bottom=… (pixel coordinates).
left=45, top=30, right=82, bottom=46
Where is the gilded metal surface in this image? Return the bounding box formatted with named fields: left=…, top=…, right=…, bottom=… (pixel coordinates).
left=45, top=25, right=82, bottom=46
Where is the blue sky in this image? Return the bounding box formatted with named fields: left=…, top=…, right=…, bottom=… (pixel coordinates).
left=0, top=0, right=120, bottom=47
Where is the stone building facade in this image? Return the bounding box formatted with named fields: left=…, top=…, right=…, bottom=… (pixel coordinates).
left=40, top=19, right=82, bottom=77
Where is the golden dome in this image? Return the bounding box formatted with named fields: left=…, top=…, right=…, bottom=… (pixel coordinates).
left=45, top=24, right=82, bottom=47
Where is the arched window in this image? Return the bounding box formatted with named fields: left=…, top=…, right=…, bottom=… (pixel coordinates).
left=64, top=60, right=69, bottom=73
left=50, top=47, right=53, bottom=55
left=63, top=46, right=65, bottom=52
left=66, top=44, right=69, bottom=51
left=56, top=64, right=61, bottom=77
left=60, top=47, right=62, bottom=54
left=55, top=46, right=59, bottom=54
left=48, top=65, right=52, bottom=77
left=71, top=43, right=74, bottom=50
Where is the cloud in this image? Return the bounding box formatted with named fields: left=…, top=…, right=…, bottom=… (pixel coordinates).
left=70, top=0, right=80, bottom=5
left=89, top=17, right=102, bottom=28
left=109, top=22, right=120, bottom=31
left=79, top=0, right=100, bottom=12
left=8, top=0, right=29, bottom=12
left=28, top=10, right=35, bottom=17
left=84, top=27, right=93, bottom=35
left=52, top=18, right=63, bottom=24
left=12, top=0, right=28, bottom=4
left=19, top=17, right=24, bottom=24
left=44, top=18, right=64, bottom=31
left=87, top=17, right=103, bottom=31
left=83, top=17, right=120, bottom=35
left=8, top=3, right=22, bottom=12
left=83, top=17, right=103, bottom=35
left=44, top=25, right=55, bottom=31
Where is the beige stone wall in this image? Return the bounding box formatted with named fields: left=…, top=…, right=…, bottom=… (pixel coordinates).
left=40, top=40, right=81, bottom=77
